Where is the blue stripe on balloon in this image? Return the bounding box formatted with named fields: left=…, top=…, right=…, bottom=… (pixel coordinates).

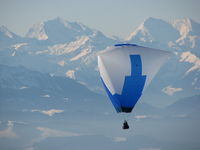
left=101, top=78, right=122, bottom=112
left=101, top=55, right=146, bottom=113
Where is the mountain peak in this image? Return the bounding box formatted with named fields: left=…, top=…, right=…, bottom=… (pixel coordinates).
left=0, top=25, right=15, bottom=39
left=126, top=17, right=180, bottom=43
left=52, top=16, right=64, bottom=22
left=45, top=17, right=70, bottom=27
left=25, top=17, right=95, bottom=43
left=143, top=17, right=166, bottom=24
left=25, top=22, right=48, bottom=40
left=0, top=25, right=9, bottom=31
left=142, top=17, right=172, bottom=29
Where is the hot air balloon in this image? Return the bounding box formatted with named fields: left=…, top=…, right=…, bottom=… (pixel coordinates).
left=97, top=44, right=171, bottom=129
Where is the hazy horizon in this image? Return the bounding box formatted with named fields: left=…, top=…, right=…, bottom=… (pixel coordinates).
left=0, top=0, right=200, bottom=38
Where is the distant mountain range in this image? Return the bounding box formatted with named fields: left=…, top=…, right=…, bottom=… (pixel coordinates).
left=0, top=64, right=108, bottom=114
left=0, top=64, right=199, bottom=118
left=0, top=17, right=199, bottom=108
left=0, top=45, right=200, bottom=150
left=0, top=64, right=199, bottom=150
left=127, top=17, right=200, bottom=51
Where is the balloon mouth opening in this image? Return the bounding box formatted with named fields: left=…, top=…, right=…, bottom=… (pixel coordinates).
left=120, top=107, right=133, bottom=113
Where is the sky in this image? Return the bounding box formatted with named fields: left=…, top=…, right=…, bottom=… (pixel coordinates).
left=0, top=0, right=200, bottom=38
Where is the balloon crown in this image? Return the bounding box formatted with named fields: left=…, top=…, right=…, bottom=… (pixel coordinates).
left=114, top=44, right=137, bottom=47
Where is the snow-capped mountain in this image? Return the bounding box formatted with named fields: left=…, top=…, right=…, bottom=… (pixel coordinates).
left=1, top=17, right=200, bottom=150
left=0, top=18, right=117, bottom=91
left=126, top=17, right=180, bottom=45
left=126, top=17, right=200, bottom=52
left=0, top=17, right=199, bottom=107
left=25, top=17, right=114, bottom=45
left=0, top=26, right=23, bottom=48
left=125, top=17, right=200, bottom=106
left=172, top=18, right=200, bottom=50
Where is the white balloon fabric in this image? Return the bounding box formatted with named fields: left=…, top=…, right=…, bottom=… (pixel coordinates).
left=97, top=44, right=171, bottom=113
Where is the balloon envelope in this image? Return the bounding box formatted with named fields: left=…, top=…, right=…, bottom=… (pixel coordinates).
left=97, top=44, right=171, bottom=113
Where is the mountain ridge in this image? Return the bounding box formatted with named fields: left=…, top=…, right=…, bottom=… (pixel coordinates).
left=126, top=17, right=200, bottom=51
left=0, top=17, right=199, bottom=107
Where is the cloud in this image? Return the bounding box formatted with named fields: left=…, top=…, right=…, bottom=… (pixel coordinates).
left=113, top=136, right=127, bottom=142
left=31, top=109, right=64, bottom=116
left=42, top=94, right=50, bottom=98
left=138, top=148, right=160, bottom=150
left=63, top=97, right=71, bottom=102
left=173, top=114, right=188, bottom=118
left=24, top=147, right=34, bottom=150
left=162, top=85, right=183, bottom=96
left=27, top=127, right=81, bottom=149
left=37, top=127, right=80, bottom=139
left=179, top=51, right=200, bottom=74
left=0, top=121, right=17, bottom=138
left=19, top=86, right=28, bottom=90
left=134, top=115, right=161, bottom=120
left=134, top=115, right=148, bottom=119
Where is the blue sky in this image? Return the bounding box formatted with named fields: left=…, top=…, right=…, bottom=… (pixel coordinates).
left=0, top=0, right=199, bottom=38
